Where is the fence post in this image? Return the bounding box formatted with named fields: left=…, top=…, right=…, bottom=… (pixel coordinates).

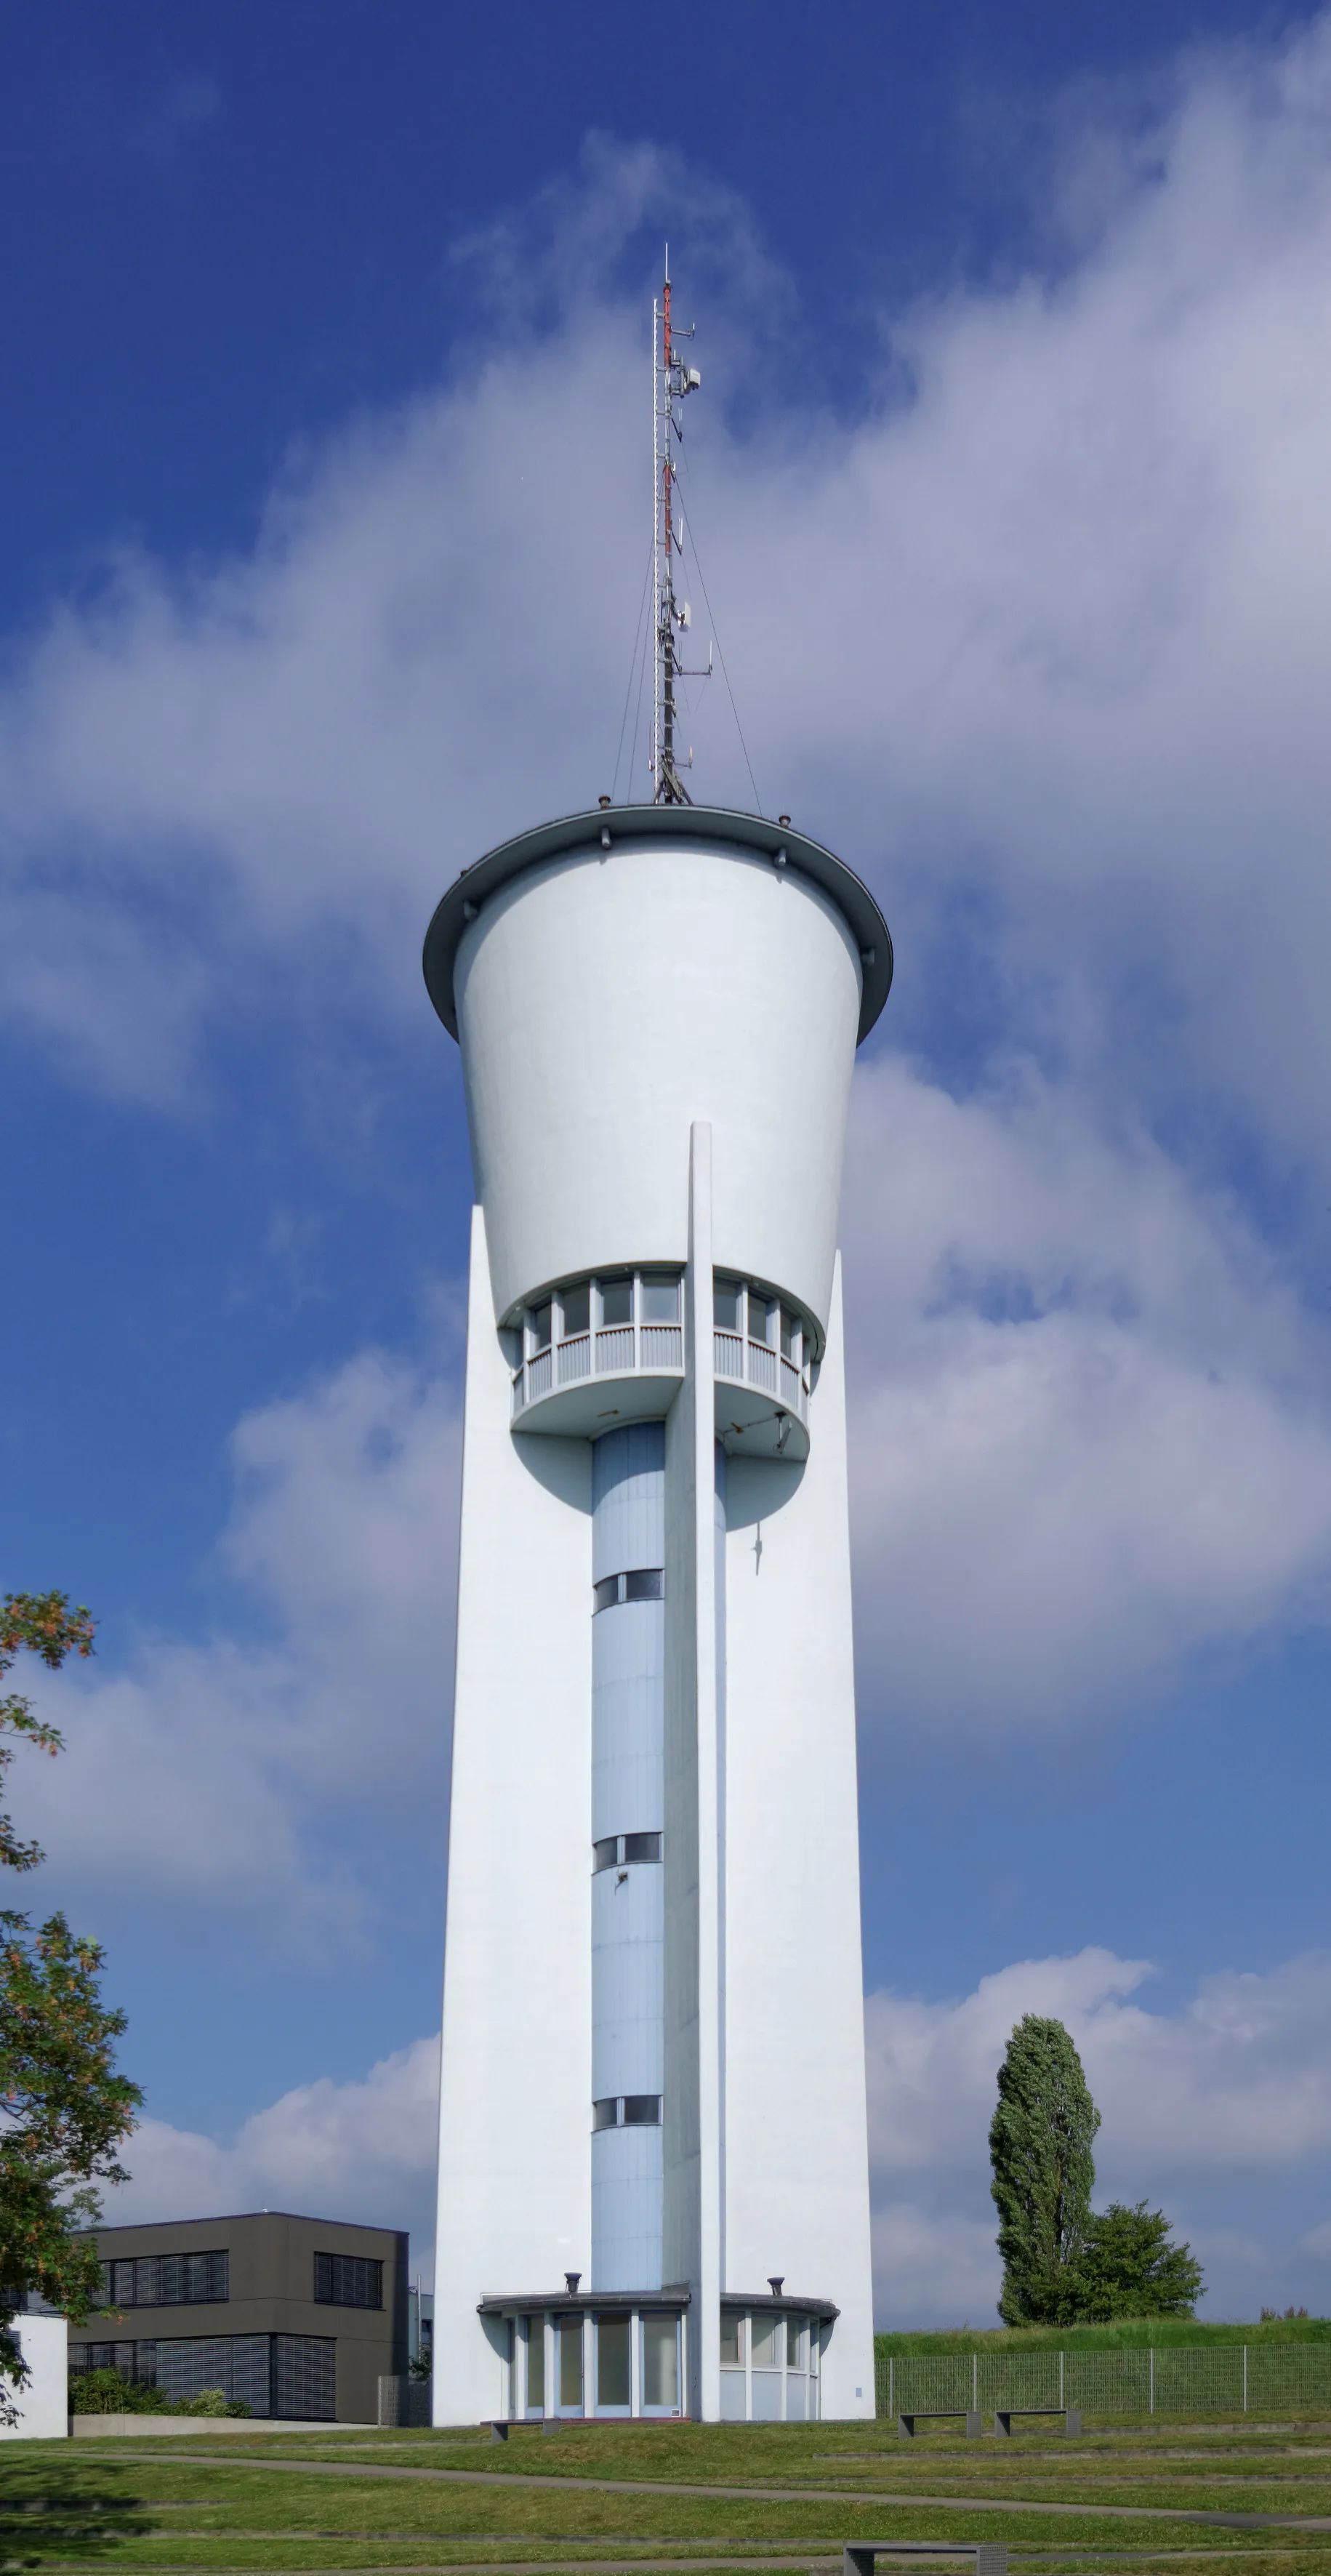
left=1059, top=2351, right=1063, bottom=2408
left=1243, top=2346, right=1247, bottom=2413
left=1149, top=2349, right=1154, bottom=2415
left=888, top=2357, right=893, bottom=2417
left=974, top=2352, right=978, bottom=2412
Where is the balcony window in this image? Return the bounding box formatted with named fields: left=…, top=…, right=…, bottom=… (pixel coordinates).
left=600, top=1276, right=633, bottom=1328
left=714, top=1277, right=742, bottom=1331
left=560, top=1283, right=590, bottom=1338
left=529, top=1303, right=552, bottom=1353
left=641, top=1274, right=680, bottom=1324
left=747, top=1288, right=774, bottom=1346
left=780, top=1307, right=800, bottom=1363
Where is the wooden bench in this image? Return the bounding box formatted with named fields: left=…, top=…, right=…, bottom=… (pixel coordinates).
left=896, top=2409, right=981, bottom=2439
left=845, top=2544, right=1006, bottom=2576
left=993, top=2406, right=1080, bottom=2438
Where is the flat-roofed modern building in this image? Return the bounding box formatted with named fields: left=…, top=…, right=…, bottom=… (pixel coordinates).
left=70, top=2212, right=408, bottom=2423
left=425, top=798, right=892, bottom=2425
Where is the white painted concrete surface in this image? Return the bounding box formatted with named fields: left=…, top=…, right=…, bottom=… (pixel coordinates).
left=0, top=2315, right=68, bottom=2439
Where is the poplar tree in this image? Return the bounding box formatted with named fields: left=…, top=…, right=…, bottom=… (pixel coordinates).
left=989, top=2013, right=1100, bottom=2325
left=0, top=1593, right=141, bottom=2412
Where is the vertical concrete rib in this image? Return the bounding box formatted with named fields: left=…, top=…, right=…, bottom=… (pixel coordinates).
left=664, top=1122, right=721, bottom=2420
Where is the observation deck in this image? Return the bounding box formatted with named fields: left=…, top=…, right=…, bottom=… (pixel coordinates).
left=509, top=1265, right=814, bottom=1460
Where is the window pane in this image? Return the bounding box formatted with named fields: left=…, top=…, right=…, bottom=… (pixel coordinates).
left=713, top=1277, right=741, bottom=1331
left=622, top=1568, right=664, bottom=1602
left=134, top=2258, right=161, bottom=2308
left=623, top=1831, right=662, bottom=1863
left=592, top=1837, right=619, bottom=1872
left=596, top=2313, right=630, bottom=2408
left=786, top=2314, right=804, bottom=2367
left=599, top=1276, right=633, bottom=1327
left=750, top=2314, right=778, bottom=2366
left=622, top=2094, right=660, bottom=2125
left=560, top=1283, right=590, bottom=1337
left=530, top=1302, right=552, bottom=1352
left=747, top=1288, right=772, bottom=1344
left=643, top=2314, right=678, bottom=2409
left=641, top=1274, right=679, bottom=1323
left=719, top=2312, right=743, bottom=2364
left=592, top=2097, right=619, bottom=2130
left=592, top=1575, right=619, bottom=1613
left=112, top=2260, right=134, bottom=2306
left=524, top=2316, right=544, bottom=2411
left=780, top=1307, right=799, bottom=1360
left=558, top=2315, right=583, bottom=2408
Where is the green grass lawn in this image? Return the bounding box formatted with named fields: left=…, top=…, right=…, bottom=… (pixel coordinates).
left=874, top=2323, right=1331, bottom=2356
left=7, top=2416, right=1331, bottom=2576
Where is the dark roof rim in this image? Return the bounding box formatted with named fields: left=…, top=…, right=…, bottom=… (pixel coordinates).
left=422, top=802, right=893, bottom=1046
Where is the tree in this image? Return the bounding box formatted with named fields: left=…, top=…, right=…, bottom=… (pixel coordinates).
left=0, top=1593, right=141, bottom=2411
left=990, top=2013, right=1101, bottom=2324
left=1075, top=2201, right=1204, bottom=2319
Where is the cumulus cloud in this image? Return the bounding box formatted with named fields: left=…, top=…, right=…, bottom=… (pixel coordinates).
left=24, top=1347, right=460, bottom=1936
left=106, top=2034, right=441, bottom=2268
left=867, top=1946, right=1331, bottom=2324
left=843, top=1059, right=1331, bottom=1729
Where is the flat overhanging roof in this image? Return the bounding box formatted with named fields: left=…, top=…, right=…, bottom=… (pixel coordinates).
left=422, top=802, right=893, bottom=1046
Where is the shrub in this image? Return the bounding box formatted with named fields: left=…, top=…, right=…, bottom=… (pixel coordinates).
left=68, top=2368, right=168, bottom=2413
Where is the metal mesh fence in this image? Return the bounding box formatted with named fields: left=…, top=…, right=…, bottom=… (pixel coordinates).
left=880, top=2343, right=1331, bottom=2420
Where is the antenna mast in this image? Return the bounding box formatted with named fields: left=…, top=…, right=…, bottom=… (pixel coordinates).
left=652, top=247, right=701, bottom=803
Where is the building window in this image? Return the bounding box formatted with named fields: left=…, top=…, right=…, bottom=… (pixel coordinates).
left=786, top=2314, right=805, bottom=2367
left=780, top=1307, right=801, bottom=1363
left=713, top=1277, right=742, bottom=1331
left=642, top=2313, right=680, bottom=2412
left=595, top=2312, right=630, bottom=2411
left=719, top=2312, right=744, bottom=2364
left=528, top=1302, right=552, bottom=1354
left=640, top=1275, right=680, bottom=1324
left=592, top=2095, right=662, bottom=2128
left=593, top=1833, right=662, bottom=1871
left=557, top=2313, right=583, bottom=2412
left=592, top=1568, right=664, bottom=1613
left=522, top=2315, right=544, bottom=2415
left=560, top=1283, right=590, bottom=1338
left=750, top=2313, right=779, bottom=2367
left=313, top=2252, right=382, bottom=2309
left=100, top=2251, right=228, bottom=2310
left=599, top=1276, right=633, bottom=1328
left=747, top=1287, right=774, bottom=1347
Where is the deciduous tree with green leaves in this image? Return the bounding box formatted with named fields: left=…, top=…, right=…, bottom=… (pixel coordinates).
left=1077, top=2199, right=1204, bottom=2319
left=989, top=2013, right=1101, bottom=2324
left=0, top=1593, right=140, bottom=2413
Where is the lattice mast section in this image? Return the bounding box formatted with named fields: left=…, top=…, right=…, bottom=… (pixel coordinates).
left=652, top=249, right=700, bottom=804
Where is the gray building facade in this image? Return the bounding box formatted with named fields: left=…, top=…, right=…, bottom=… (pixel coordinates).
left=69, top=2211, right=409, bottom=2423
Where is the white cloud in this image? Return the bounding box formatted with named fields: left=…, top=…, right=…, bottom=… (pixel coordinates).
left=866, top=1946, right=1331, bottom=2324
left=106, top=2034, right=441, bottom=2271
left=23, top=1347, right=460, bottom=1937
left=843, top=1059, right=1331, bottom=1730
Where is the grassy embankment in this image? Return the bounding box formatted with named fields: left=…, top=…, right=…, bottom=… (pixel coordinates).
left=6, top=2413, right=1331, bottom=2574
left=875, top=2319, right=1331, bottom=2356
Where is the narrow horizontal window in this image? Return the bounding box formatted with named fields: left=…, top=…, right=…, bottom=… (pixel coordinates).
left=622, top=2095, right=662, bottom=2126
left=592, top=1836, right=619, bottom=1873
left=592, top=1568, right=664, bottom=1612
left=622, top=1831, right=662, bottom=1863
left=592, top=2098, right=619, bottom=2131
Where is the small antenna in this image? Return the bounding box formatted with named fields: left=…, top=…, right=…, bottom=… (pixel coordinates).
left=651, top=248, right=707, bottom=803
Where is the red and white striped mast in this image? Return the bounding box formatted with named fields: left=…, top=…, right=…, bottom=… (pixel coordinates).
left=651, top=246, right=700, bottom=804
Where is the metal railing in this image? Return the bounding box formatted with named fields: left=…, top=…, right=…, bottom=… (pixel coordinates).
left=515, top=1320, right=683, bottom=1417
left=714, top=1331, right=809, bottom=1422
left=880, top=2343, right=1331, bottom=2420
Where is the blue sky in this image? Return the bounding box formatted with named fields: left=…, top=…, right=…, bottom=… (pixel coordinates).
left=4, top=0, right=1331, bottom=2325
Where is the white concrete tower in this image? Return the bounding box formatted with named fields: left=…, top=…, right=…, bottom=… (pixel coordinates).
left=425, top=800, right=893, bottom=2425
